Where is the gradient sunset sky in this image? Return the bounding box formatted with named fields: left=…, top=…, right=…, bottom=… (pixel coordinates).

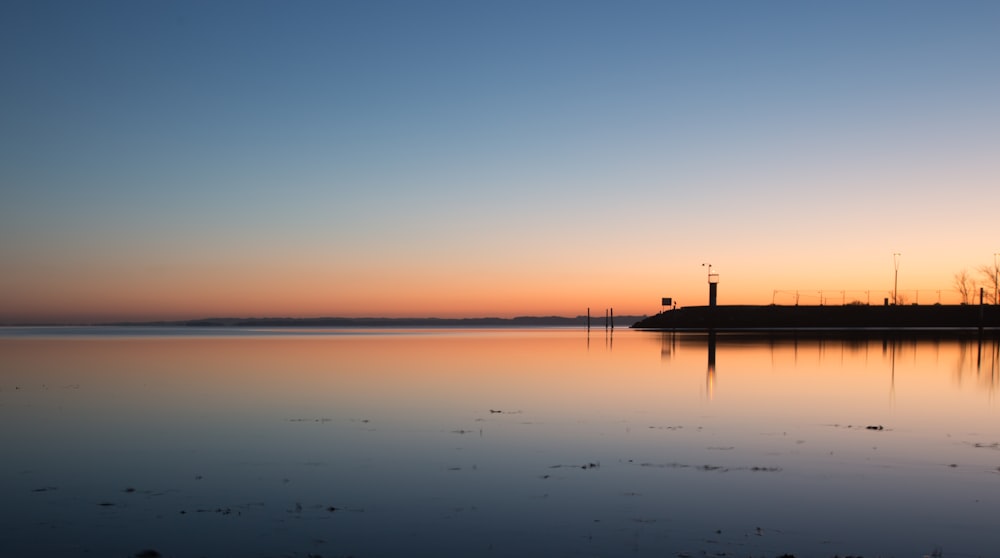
left=2, top=0, right=999, bottom=323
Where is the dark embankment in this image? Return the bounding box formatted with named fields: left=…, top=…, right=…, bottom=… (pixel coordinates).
left=632, top=304, right=1000, bottom=332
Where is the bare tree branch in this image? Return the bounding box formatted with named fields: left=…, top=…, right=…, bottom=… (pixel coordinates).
left=953, top=269, right=975, bottom=304
left=977, top=263, right=999, bottom=304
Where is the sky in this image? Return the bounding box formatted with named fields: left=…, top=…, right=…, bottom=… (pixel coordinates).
left=2, top=0, right=999, bottom=323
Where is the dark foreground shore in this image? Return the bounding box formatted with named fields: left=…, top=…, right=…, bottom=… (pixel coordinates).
left=632, top=304, right=1000, bottom=332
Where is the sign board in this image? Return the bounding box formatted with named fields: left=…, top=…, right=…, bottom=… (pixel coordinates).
left=661, top=297, right=672, bottom=306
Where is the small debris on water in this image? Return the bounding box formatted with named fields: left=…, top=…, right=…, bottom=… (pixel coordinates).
left=549, top=461, right=600, bottom=470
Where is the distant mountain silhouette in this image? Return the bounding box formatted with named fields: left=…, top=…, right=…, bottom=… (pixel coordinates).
left=104, top=315, right=647, bottom=328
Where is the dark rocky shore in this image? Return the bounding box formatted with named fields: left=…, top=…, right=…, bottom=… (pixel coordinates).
left=632, top=304, right=1000, bottom=332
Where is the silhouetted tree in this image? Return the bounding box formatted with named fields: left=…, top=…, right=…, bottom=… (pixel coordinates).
left=953, top=269, right=976, bottom=304
left=977, top=263, right=999, bottom=304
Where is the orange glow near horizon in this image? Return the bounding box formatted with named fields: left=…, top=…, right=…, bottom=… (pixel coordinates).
left=1, top=247, right=993, bottom=324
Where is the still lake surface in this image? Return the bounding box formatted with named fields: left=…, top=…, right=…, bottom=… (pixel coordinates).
left=2, top=327, right=1000, bottom=558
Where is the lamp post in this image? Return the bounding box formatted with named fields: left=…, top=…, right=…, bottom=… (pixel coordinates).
left=893, top=253, right=901, bottom=305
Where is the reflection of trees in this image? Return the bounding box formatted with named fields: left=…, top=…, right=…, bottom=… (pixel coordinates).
left=952, top=337, right=1000, bottom=395
left=993, top=338, right=1000, bottom=392
left=954, top=341, right=968, bottom=381
left=981, top=337, right=1000, bottom=394
left=872, top=335, right=1000, bottom=399
left=654, top=333, right=1000, bottom=402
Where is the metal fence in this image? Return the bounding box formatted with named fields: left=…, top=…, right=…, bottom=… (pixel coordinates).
left=771, top=289, right=972, bottom=306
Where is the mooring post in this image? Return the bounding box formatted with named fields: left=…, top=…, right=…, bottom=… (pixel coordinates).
left=980, top=288, right=985, bottom=332
left=610, top=308, right=614, bottom=330
left=587, top=307, right=591, bottom=331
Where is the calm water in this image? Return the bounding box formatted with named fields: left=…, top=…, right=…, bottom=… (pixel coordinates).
left=1, top=327, right=999, bottom=558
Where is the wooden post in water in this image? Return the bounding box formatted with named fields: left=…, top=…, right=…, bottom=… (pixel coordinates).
left=980, top=288, right=985, bottom=333
left=587, top=308, right=591, bottom=331
left=610, top=308, right=614, bottom=330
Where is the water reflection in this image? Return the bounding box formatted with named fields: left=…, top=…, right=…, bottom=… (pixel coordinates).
left=656, top=331, right=1000, bottom=404
left=2, top=329, right=1000, bottom=557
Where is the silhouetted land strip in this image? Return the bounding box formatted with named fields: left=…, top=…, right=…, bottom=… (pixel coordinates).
left=105, top=315, right=646, bottom=328
left=632, top=304, right=1000, bottom=333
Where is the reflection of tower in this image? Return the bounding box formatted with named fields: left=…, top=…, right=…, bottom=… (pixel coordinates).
left=660, top=331, right=676, bottom=361
left=977, top=333, right=983, bottom=372
left=992, top=337, right=1000, bottom=392
left=706, top=331, right=717, bottom=400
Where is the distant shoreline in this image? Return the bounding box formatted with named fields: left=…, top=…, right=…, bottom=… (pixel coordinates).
left=81, top=315, right=648, bottom=328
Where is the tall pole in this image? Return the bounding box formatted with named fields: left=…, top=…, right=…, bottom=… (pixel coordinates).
left=702, top=263, right=712, bottom=306
left=992, top=252, right=999, bottom=304
left=893, top=253, right=901, bottom=305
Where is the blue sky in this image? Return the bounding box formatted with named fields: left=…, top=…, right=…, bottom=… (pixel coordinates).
left=2, top=0, right=999, bottom=321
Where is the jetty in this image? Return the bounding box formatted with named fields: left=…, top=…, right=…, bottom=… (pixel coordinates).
left=631, top=304, right=1000, bottom=332
left=635, top=267, right=998, bottom=332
